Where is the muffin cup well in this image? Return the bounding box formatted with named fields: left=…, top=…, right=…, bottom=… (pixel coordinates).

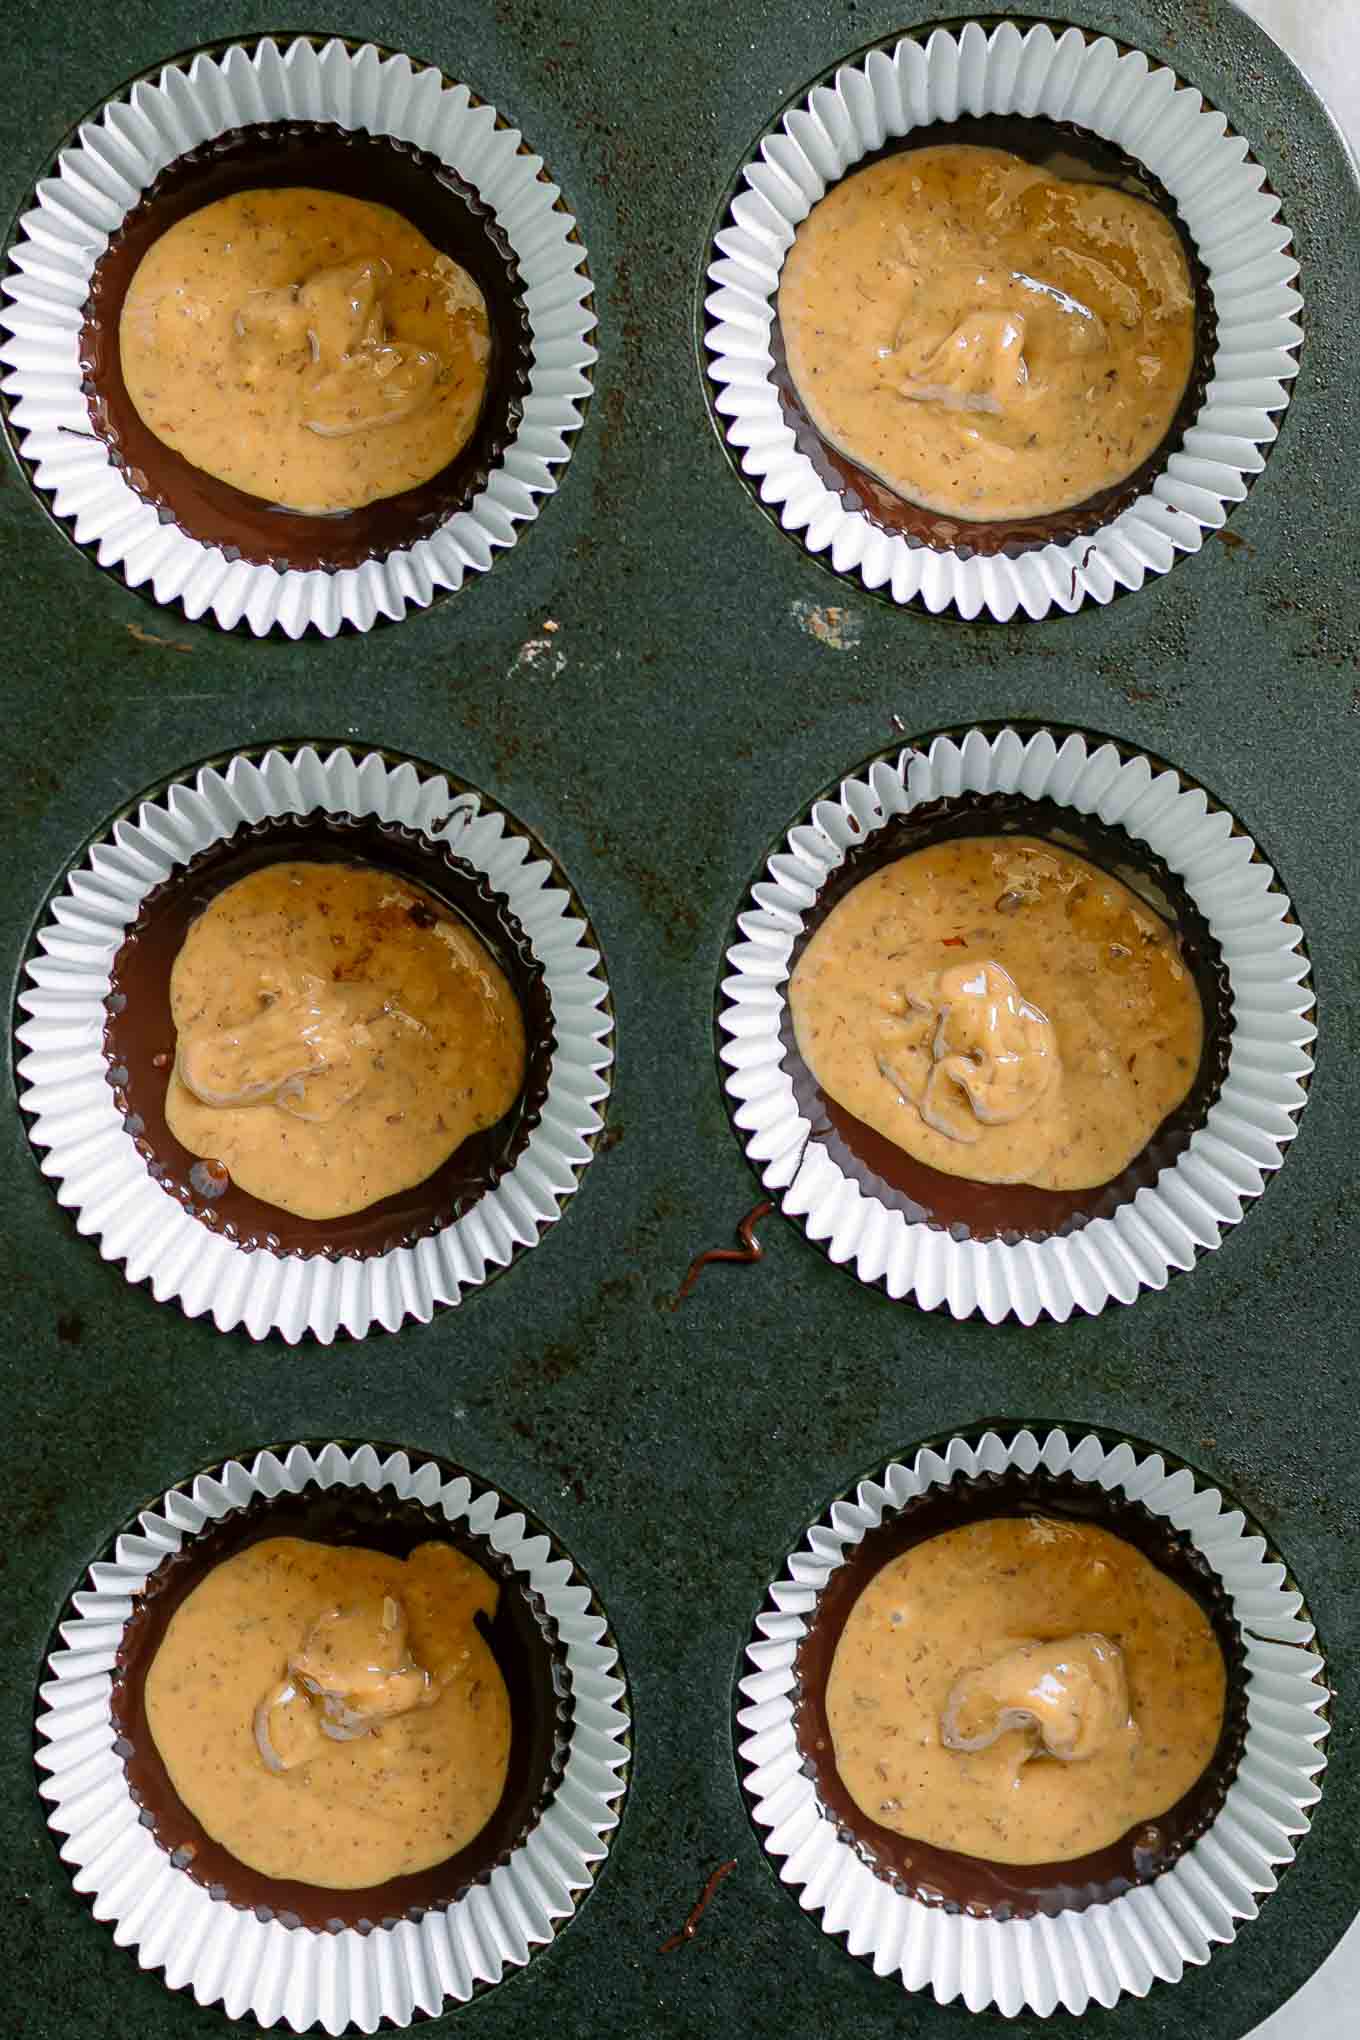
left=737, top=1426, right=1328, bottom=2017
left=36, top=1442, right=631, bottom=2031
left=15, top=744, right=614, bottom=1341
left=0, top=36, right=595, bottom=636
left=718, top=724, right=1314, bottom=1323
left=704, top=19, right=1303, bottom=621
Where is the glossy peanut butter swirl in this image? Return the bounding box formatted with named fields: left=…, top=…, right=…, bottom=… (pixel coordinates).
left=778, top=143, right=1196, bottom=521
left=826, top=1516, right=1226, bottom=1866
left=788, top=835, right=1203, bottom=1190
left=165, top=860, right=526, bottom=1221
left=145, top=1537, right=511, bottom=1889
left=119, top=188, right=491, bottom=512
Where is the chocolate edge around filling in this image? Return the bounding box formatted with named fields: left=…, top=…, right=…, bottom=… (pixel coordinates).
left=79, top=121, right=534, bottom=572
left=110, top=1481, right=574, bottom=1932
left=791, top=1465, right=1251, bottom=1920
left=769, top=112, right=1219, bottom=559
left=103, top=810, right=556, bottom=1259
left=777, top=790, right=1234, bottom=1244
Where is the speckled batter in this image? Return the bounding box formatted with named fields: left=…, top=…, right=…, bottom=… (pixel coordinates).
left=778, top=144, right=1196, bottom=520
left=827, top=1516, right=1226, bottom=1866
left=145, top=1538, right=511, bottom=1888
left=165, top=860, right=526, bottom=1220
left=788, top=836, right=1203, bottom=1190
left=119, top=188, right=491, bottom=512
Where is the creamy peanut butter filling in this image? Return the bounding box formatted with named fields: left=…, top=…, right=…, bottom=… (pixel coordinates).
left=826, top=1516, right=1226, bottom=1866
left=145, top=1538, right=511, bottom=1888
left=119, top=189, right=491, bottom=512
left=788, top=835, right=1203, bottom=1191
left=778, top=143, right=1196, bottom=521
left=165, top=860, right=527, bottom=1221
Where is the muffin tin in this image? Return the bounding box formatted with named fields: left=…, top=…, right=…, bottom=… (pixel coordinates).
left=3, top=4, right=1357, bottom=2040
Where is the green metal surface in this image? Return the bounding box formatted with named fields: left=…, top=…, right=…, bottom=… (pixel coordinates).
left=1, top=2, right=1356, bottom=2036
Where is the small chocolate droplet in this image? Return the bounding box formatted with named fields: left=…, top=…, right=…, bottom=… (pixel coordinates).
left=189, top=1158, right=231, bottom=1200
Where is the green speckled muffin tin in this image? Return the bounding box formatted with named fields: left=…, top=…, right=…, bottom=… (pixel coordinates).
left=2, top=3, right=1357, bottom=2038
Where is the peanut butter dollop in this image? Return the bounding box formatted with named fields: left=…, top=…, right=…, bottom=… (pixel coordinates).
left=119, top=188, right=491, bottom=512
left=778, top=143, right=1196, bottom=521
left=146, top=1538, right=511, bottom=1889
left=789, top=835, right=1203, bottom=1190
left=940, top=1632, right=1130, bottom=1764
left=165, top=860, right=527, bottom=1221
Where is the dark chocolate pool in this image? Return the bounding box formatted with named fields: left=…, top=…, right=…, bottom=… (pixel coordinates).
left=80, top=121, right=533, bottom=572
left=791, top=1462, right=1250, bottom=1920
left=103, top=810, right=554, bottom=1258
left=777, top=786, right=1234, bottom=1244
left=770, top=112, right=1218, bottom=560
left=110, top=1469, right=574, bottom=1932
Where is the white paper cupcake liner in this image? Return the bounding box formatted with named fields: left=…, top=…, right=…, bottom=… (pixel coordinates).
left=719, top=725, right=1314, bottom=1323
left=35, top=1441, right=631, bottom=2032
left=15, top=744, right=613, bottom=1341
left=704, top=20, right=1303, bottom=621
left=739, top=1425, right=1328, bottom=2017
left=0, top=35, right=595, bottom=637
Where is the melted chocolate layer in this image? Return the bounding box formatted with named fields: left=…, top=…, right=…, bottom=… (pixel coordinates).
left=111, top=1477, right=573, bottom=1932
left=793, top=1465, right=1249, bottom=1919
left=81, top=122, right=533, bottom=572
left=104, top=811, right=554, bottom=1258
left=779, top=789, right=1233, bottom=1243
left=770, top=114, right=1217, bottom=560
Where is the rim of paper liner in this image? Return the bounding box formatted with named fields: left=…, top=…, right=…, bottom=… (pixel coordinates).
left=14, top=743, right=614, bottom=1342
left=35, top=1442, right=631, bottom=2033
left=704, top=19, right=1302, bottom=622
left=718, top=725, right=1314, bottom=1324
left=738, top=1426, right=1328, bottom=2019
left=0, top=34, right=595, bottom=638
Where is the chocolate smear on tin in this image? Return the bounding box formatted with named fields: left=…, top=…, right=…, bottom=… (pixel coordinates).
left=672, top=1201, right=774, bottom=1308
left=658, top=1858, right=737, bottom=1952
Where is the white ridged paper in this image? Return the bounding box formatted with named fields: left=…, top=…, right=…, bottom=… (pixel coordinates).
left=16, top=745, right=613, bottom=1341
left=719, top=727, right=1314, bottom=1322
left=0, top=36, right=595, bottom=637
left=739, top=1427, right=1328, bottom=2017
left=36, top=1442, right=631, bottom=2032
left=705, top=21, right=1303, bottom=620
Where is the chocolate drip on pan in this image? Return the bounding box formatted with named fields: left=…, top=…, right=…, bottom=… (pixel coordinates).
left=793, top=1465, right=1249, bottom=1920
left=769, top=114, right=1217, bottom=560
left=778, top=791, right=1232, bottom=1244
left=104, top=811, right=554, bottom=1258
left=111, top=1480, right=572, bottom=1933
left=80, top=122, right=533, bottom=572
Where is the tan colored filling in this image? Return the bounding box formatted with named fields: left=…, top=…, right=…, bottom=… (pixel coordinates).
left=165, top=860, right=526, bottom=1221
left=826, top=1516, right=1226, bottom=1866
left=119, top=188, right=491, bottom=513
left=778, top=143, right=1196, bottom=521
left=145, top=1537, right=511, bottom=1889
left=788, top=835, right=1203, bottom=1191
